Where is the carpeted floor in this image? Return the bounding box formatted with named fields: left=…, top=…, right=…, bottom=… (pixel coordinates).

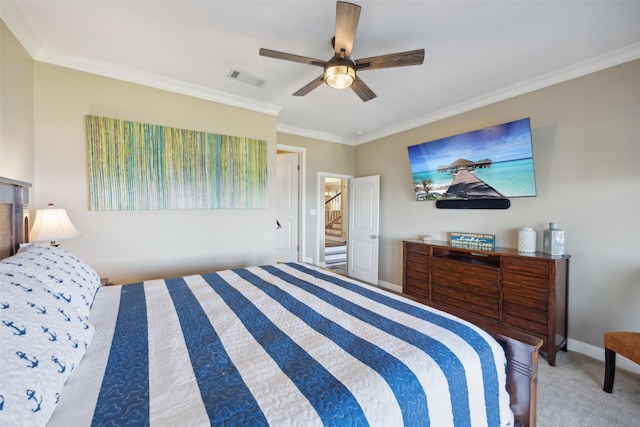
left=537, top=350, right=639, bottom=426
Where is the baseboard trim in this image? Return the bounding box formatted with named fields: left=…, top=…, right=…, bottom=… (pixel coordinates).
left=377, top=279, right=402, bottom=293
left=568, top=338, right=640, bottom=375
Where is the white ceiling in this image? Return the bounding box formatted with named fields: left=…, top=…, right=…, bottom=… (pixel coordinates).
left=3, top=1, right=640, bottom=144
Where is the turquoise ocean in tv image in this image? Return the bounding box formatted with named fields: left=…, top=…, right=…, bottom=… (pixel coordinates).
left=412, top=158, right=536, bottom=198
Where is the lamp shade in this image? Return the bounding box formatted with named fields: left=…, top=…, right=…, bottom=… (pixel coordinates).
left=30, top=204, right=81, bottom=245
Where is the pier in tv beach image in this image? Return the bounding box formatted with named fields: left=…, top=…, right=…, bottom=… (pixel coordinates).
left=443, top=167, right=505, bottom=199
left=407, top=118, right=537, bottom=201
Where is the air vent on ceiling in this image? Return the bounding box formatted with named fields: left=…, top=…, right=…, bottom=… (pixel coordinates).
left=227, top=69, right=267, bottom=87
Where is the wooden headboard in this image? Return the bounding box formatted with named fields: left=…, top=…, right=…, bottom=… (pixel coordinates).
left=0, top=177, right=31, bottom=258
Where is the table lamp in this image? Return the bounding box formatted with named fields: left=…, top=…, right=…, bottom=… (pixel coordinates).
left=29, top=203, right=81, bottom=246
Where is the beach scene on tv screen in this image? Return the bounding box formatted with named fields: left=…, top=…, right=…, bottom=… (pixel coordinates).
left=408, top=118, right=537, bottom=200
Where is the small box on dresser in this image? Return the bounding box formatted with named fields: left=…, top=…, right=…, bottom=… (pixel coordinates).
left=402, top=240, right=570, bottom=365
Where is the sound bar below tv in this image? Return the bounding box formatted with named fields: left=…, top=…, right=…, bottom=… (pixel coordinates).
left=435, top=198, right=511, bottom=209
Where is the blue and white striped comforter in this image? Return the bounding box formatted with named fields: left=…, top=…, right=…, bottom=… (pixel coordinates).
left=49, top=263, right=514, bottom=427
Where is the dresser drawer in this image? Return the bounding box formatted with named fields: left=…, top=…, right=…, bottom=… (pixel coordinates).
left=503, top=301, right=548, bottom=325
left=432, top=287, right=499, bottom=320
left=502, top=313, right=548, bottom=344
left=431, top=258, right=499, bottom=291
left=503, top=256, right=550, bottom=278
left=405, top=283, right=429, bottom=299
left=503, top=281, right=548, bottom=310
left=431, top=258, right=499, bottom=320
left=404, top=266, right=428, bottom=294
left=405, top=253, right=429, bottom=274
left=503, top=271, right=549, bottom=290
left=405, top=241, right=431, bottom=256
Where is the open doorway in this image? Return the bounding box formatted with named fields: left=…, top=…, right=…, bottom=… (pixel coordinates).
left=320, top=174, right=350, bottom=275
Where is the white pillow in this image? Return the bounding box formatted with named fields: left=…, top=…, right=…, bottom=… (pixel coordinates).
left=0, top=270, right=95, bottom=426
left=1, top=244, right=101, bottom=318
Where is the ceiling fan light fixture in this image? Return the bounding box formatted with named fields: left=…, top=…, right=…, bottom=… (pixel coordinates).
left=259, top=2, right=424, bottom=101
left=324, top=63, right=356, bottom=89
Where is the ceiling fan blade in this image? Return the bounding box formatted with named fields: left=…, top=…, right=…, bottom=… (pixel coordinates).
left=355, top=49, right=425, bottom=71
left=259, top=48, right=325, bottom=67
left=334, top=1, right=361, bottom=58
left=350, top=77, right=377, bottom=102
left=293, top=75, right=325, bottom=96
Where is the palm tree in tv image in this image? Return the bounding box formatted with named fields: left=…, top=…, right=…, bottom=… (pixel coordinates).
left=422, top=178, right=435, bottom=200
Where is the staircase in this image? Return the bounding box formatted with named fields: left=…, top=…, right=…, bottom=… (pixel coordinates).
left=325, top=192, right=344, bottom=238
left=325, top=242, right=347, bottom=267
left=325, top=211, right=342, bottom=237
left=324, top=190, right=346, bottom=270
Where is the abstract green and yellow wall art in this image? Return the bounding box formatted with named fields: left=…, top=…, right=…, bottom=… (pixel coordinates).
left=87, top=115, right=268, bottom=210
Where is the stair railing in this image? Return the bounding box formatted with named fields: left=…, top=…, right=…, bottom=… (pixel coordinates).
left=325, top=192, right=342, bottom=229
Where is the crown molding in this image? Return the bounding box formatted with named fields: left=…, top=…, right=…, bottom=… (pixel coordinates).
left=36, top=49, right=283, bottom=117
left=276, top=124, right=355, bottom=146
left=0, top=0, right=41, bottom=56
left=357, top=42, right=640, bottom=144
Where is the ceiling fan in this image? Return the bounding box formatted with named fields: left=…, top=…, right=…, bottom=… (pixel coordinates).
left=259, top=1, right=425, bottom=102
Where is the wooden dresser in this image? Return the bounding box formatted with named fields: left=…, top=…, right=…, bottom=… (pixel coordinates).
left=403, top=240, right=570, bottom=365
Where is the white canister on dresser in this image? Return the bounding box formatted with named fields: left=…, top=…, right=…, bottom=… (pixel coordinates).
left=518, top=228, right=537, bottom=253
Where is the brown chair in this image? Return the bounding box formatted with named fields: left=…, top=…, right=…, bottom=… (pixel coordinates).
left=603, top=332, right=640, bottom=392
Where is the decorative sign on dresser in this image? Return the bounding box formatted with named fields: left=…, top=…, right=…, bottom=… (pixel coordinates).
left=402, top=239, right=570, bottom=365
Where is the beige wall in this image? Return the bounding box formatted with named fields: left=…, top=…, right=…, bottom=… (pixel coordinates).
left=32, top=62, right=278, bottom=284
left=355, top=59, right=640, bottom=349
left=276, top=132, right=355, bottom=263
left=0, top=20, right=34, bottom=185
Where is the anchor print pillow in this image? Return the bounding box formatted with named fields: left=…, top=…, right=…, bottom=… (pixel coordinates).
left=0, top=243, right=101, bottom=318
left=0, top=269, right=95, bottom=426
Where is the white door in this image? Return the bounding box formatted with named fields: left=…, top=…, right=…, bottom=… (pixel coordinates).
left=347, top=175, right=380, bottom=284
left=276, top=153, right=299, bottom=262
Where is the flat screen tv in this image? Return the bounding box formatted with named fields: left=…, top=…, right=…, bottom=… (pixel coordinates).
left=407, top=118, right=536, bottom=201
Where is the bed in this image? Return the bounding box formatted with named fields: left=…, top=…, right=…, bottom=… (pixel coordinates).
left=0, top=185, right=541, bottom=427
